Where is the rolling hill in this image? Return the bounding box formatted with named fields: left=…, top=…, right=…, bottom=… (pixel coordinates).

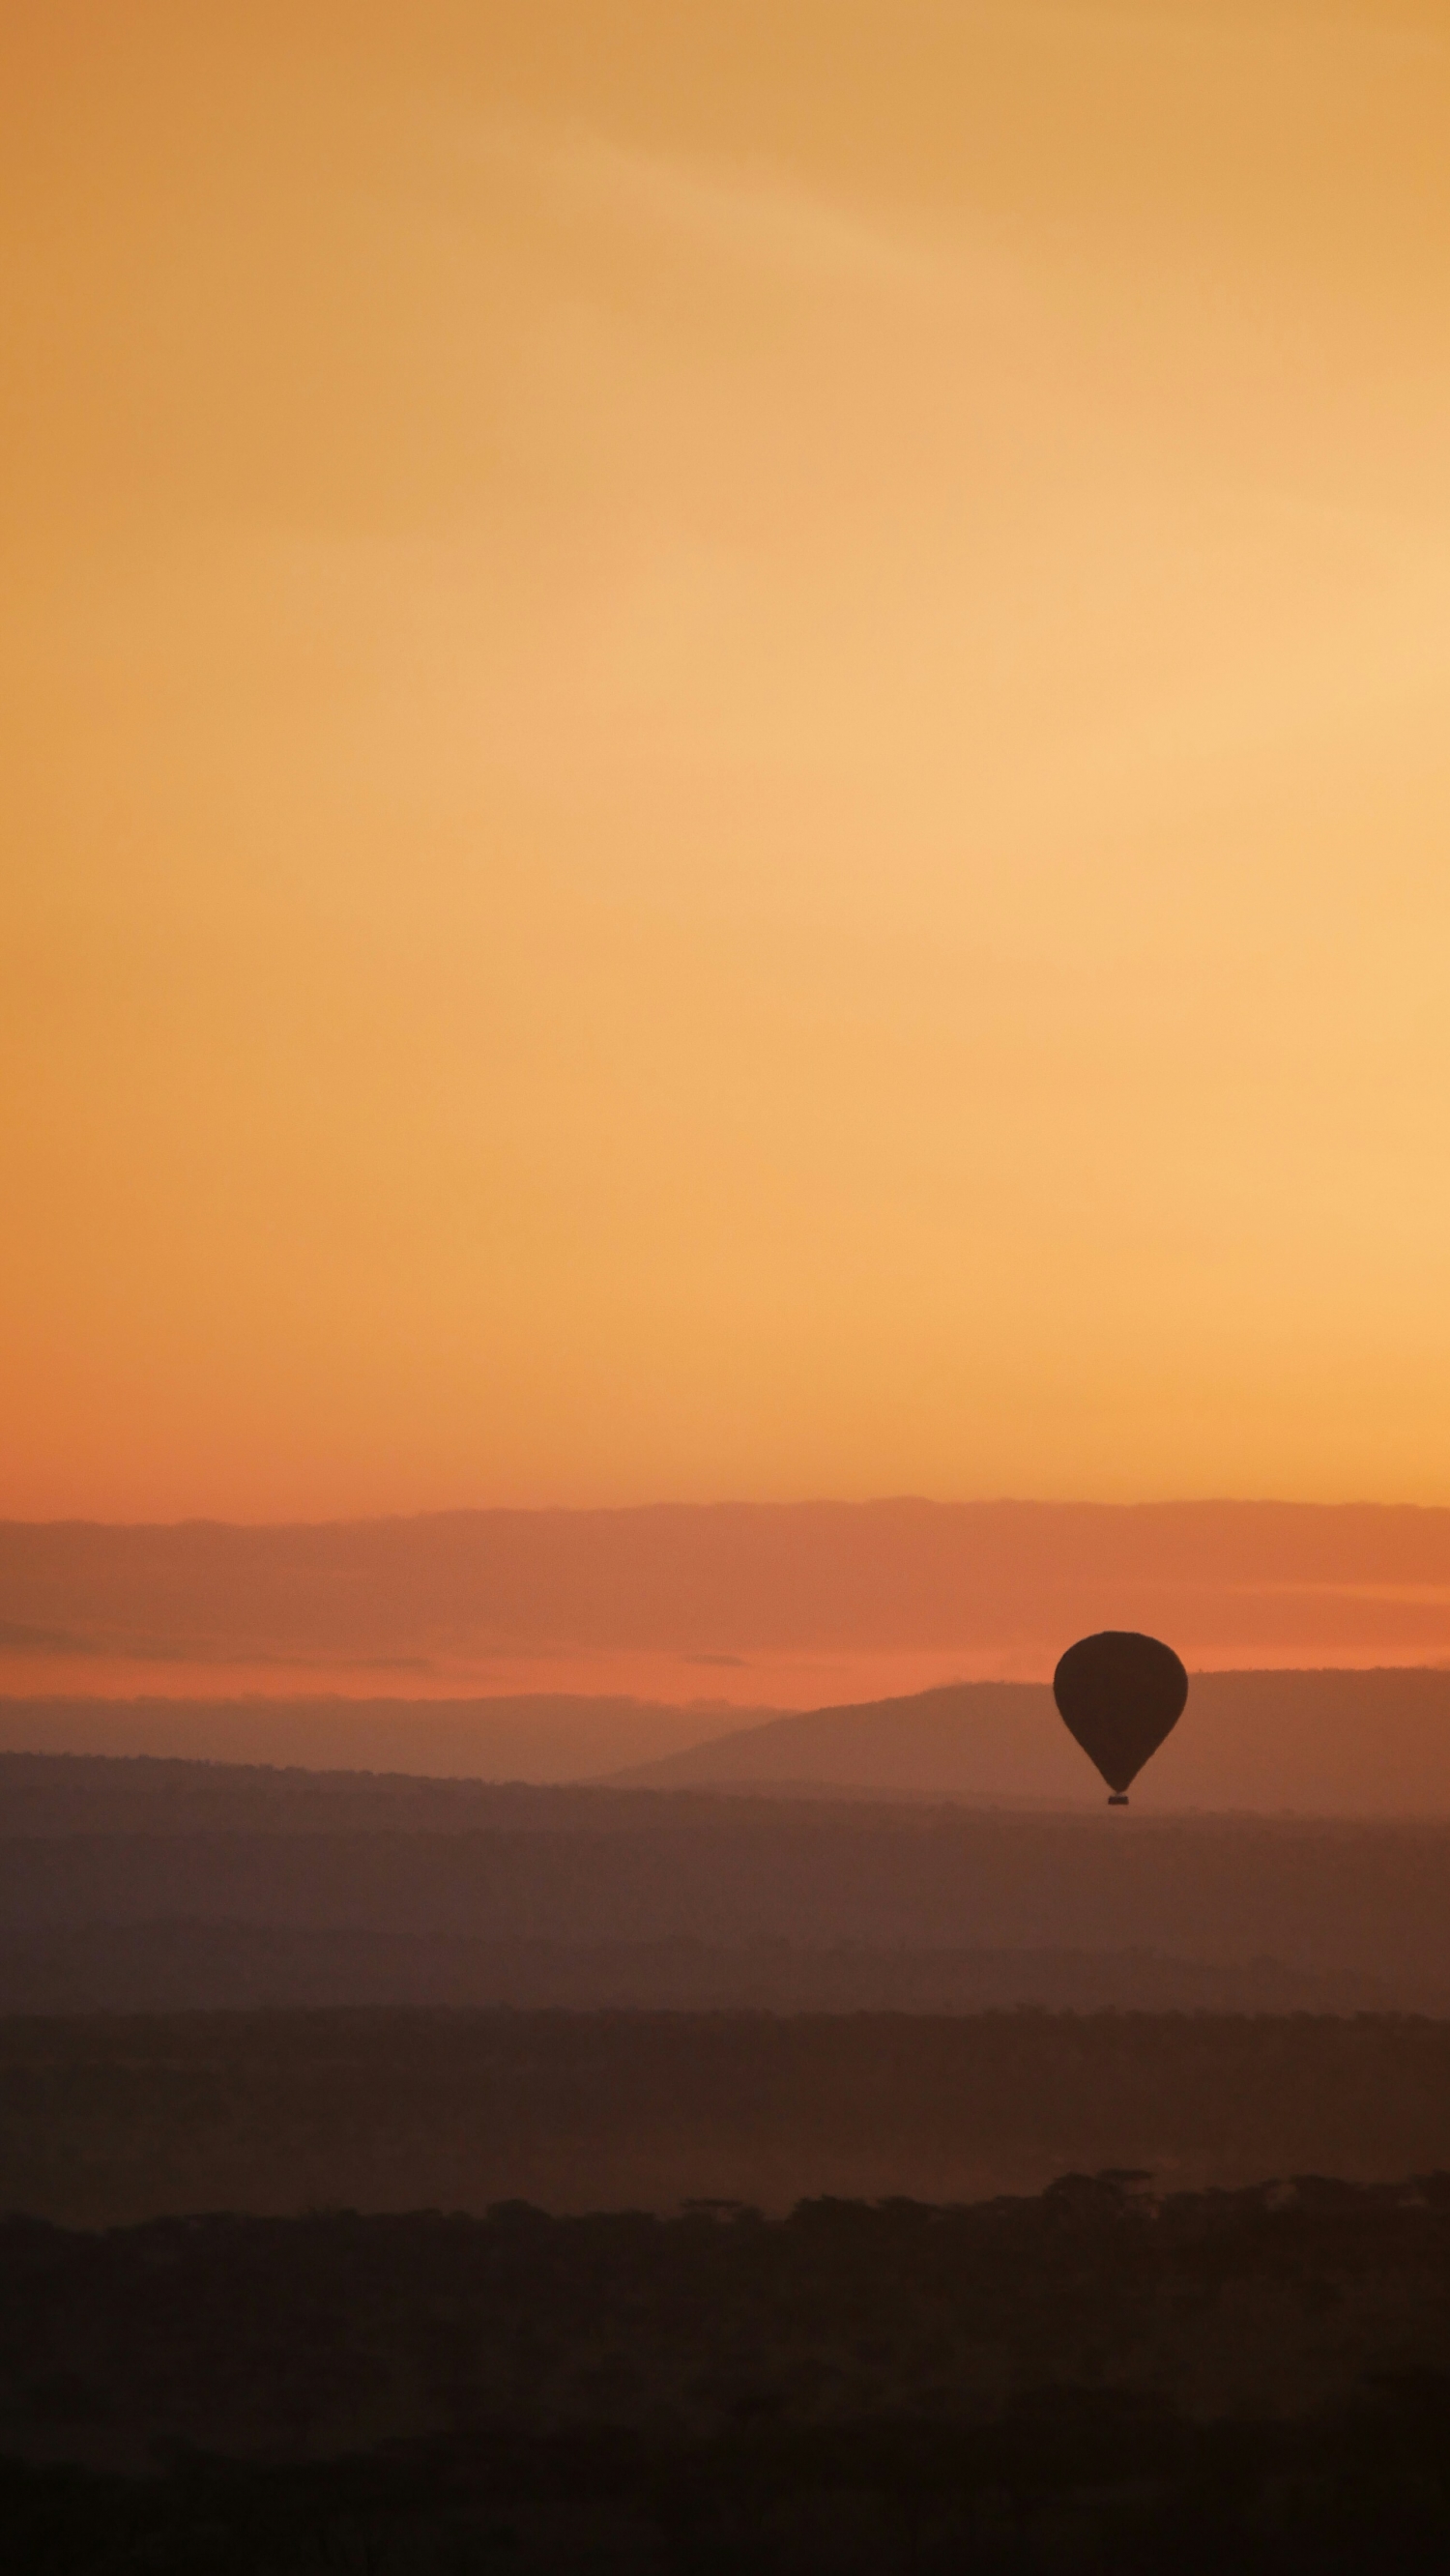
left=612, top=1666, right=1450, bottom=1815
left=0, top=1692, right=736, bottom=1780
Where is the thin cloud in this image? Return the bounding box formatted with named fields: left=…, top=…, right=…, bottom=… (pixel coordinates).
left=0, top=1620, right=105, bottom=1656
left=481, top=120, right=1015, bottom=307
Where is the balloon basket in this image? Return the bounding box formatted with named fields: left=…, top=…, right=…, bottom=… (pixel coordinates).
left=1107, top=1792, right=1129, bottom=1807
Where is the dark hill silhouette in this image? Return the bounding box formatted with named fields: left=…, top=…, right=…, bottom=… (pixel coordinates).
left=613, top=1666, right=1450, bottom=1814
left=12, top=1756, right=1450, bottom=1997
left=610, top=1682, right=1067, bottom=1798
left=14, top=1745, right=1450, bottom=2013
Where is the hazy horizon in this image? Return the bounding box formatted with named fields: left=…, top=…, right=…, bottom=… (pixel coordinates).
left=5, top=1493, right=1450, bottom=1706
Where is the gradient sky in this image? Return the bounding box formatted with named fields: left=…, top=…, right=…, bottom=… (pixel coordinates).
left=5, top=1, right=1450, bottom=1520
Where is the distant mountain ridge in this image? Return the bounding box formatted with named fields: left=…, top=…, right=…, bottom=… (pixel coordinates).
left=610, top=1683, right=1058, bottom=1796
left=0, top=1693, right=734, bottom=1780
left=612, top=1666, right=1450, bottom=1815
left=7, top=1665, right=1450, bottom=1809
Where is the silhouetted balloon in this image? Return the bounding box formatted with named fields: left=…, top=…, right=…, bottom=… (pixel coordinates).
left=1053, top=1631, right=1188, bottom=1805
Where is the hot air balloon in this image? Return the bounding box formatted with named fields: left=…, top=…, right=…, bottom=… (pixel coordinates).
left=1053, top=1631, right=1188, bottom=1805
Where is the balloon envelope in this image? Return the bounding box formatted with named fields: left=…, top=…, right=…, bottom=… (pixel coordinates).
left=1053, top=1631, right=1188, bottom=1798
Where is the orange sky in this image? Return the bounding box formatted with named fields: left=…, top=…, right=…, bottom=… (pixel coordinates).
left=5, top=1, right=1450, bottom=1520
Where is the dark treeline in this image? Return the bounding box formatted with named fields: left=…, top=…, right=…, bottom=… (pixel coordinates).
left=19, top=2171, right=1450, bottom=2455
left=14, top=2397, right=1450, bottom=2573
left=0, top=1925, right=1407, bottom=2017
left=11, top=2180, right=1450, bottom=2567
left=11, top=2011, right=1450, bottom=2221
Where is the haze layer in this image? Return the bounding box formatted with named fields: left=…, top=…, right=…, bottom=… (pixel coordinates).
left=7, top=1500, right=1450, bottom=1703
